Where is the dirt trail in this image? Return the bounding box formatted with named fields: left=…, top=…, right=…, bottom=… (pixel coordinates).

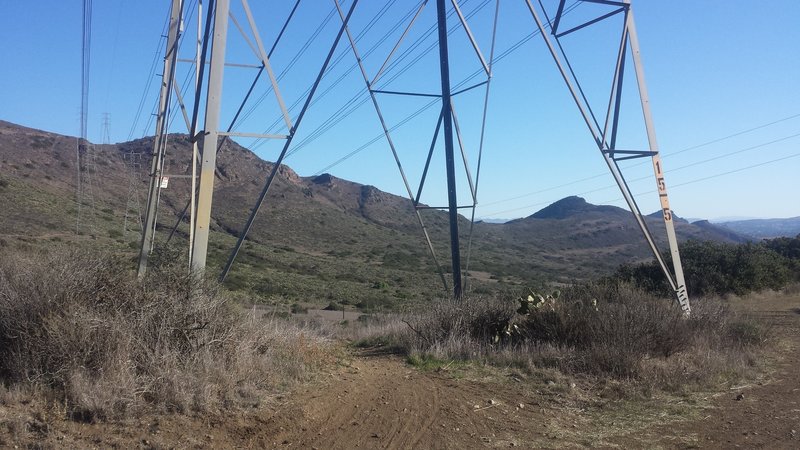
left=223, top=293, right=800, bottom=449
left=254, top=352, right=549, bottom=449
left=2, top=294, right=799, bottom=448
left=677, top=335, right=800, bottom=449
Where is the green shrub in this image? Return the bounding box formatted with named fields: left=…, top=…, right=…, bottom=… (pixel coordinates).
left=613, top=238, right=798, bottom=297
left=514, top=286, right=692, bottom=377
left=323, top=301, right=341, bottom=311
left=290, top=303, right=308, bottom=314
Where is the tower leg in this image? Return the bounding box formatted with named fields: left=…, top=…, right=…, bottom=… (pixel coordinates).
left=190, top=0, right=231, bottom=273
left=436, top=0, right=463, bottom=299
left=138, top=0, right=184, bottom=277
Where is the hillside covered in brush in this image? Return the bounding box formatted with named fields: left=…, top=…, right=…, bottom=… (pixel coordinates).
left=0, top=120, right=748, bottom=308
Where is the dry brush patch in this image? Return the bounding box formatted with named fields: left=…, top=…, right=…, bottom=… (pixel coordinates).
left=365, top=283, right=767, bottom=394
left=0, top=248, right=335, bottom=422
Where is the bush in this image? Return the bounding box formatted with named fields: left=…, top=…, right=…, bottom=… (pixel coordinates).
left=514, top=285, right=692, bottom=377
left=403, top=296, right=516, bottom=357
left=613, top=238, right=799, bottom=297
left=0, top=248, right=333, bottom=420
left=290, top=303, right=308, bottom=314
left=395, top=283, right=765, bottom=385
left=323, top=301, right=341, bottom=311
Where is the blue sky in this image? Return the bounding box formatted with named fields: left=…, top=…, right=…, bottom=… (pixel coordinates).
left=1, top=1, right=798, bottom=221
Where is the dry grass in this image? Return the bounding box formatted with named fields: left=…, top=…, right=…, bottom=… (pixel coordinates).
left=0, top=248, right=334, bottom=421
left=361, top=284, right=767, bottom=393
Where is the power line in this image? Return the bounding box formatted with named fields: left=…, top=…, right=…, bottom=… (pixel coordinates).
left=480, top=112, right=800, bottom=208
left=600, top=151, right=800, bottom=206
left=246, top=0, right=462, bottom=152
left=80, top=0, right=92, bottom=141
left=287, top=0, right=492, bottom=155
left=103, top=0, right=125, bottom=113
left=214, top=0, right=498, bottom=157
left=481, top=131, right=800, bottom=217
left=302, top=1, right=582, bottom=172
left=127, top=5, right=171, bottom=141
left=191, top=0, right=384, bottom=142
left=143, top=0, right=199, bottom=138
left=77, top=0, right=99, bottom=236
left=232, top=4, right=342, bottom=135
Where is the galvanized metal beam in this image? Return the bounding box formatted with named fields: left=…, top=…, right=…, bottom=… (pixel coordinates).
left=626, top=2, right=689, bottom=313
left=370, top=0, right=428, bottom=87
left=190, top=0, right=231, bottom=273
left=138, top=0, right=184, bottom=277
left=526, top=0, right=691, bottom=314
left=450, top=0, right=490, bottom=76
left=219, top=0, right=360, bottom=282
left=437, top=0, right=463, bottom=299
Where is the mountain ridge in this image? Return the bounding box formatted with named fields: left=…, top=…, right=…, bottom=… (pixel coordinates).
left=0, top=120, right=753, bottom=306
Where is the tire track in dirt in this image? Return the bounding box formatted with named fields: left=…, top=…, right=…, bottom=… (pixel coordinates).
left=257, top=353, right=542, bottom=449
left=277, top=357, right=446, bottom=449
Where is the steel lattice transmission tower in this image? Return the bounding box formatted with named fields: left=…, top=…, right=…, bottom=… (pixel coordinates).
left=101, top=113, right=111, bottom=145
left=122, top=148, right=144, bottom=239
left=137, top=0, right=359, bottom=277
left=136, top=0, right=691, bottom=314
left=524, top=0, right=691, bottom=313
left=331, top=0, right=499, bottom=300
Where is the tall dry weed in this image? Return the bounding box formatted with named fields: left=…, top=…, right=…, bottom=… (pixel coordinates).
left=0, top=248, right=333, bottom=420
left=393, top=283, right=766, bottom=390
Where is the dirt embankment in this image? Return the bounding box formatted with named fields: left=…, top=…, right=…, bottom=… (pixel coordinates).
left=2, top=293, right=799, bottom=449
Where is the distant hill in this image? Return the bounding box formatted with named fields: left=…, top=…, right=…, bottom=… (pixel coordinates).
left=716, top=217, right=800, bottom=239
left=528, top=196, right=626, bottom=220
left=0, top=120, right=753, bottom=307
left=691, top=220, right=754, bottom=243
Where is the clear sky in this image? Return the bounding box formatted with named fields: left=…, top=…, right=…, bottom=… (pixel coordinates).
left=1, top=1, right=798, bottom=221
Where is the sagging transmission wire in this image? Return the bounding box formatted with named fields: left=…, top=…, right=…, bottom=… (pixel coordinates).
left=241, top=0, right=418, bottom=148
left=283, top=0, right=494, bottom=157
left=286, top=0, right=491, bottom=152
left=478, top=112, right=800, bottom=210
left=310, top=1, right=582, bottom=175
left=141, top=0, right=200, bottom=138
left=482, top=129, right=800, bottom=217
left=295, top=0, right=570, bottom=163
left=233, top=7, right=338, bottom=124
left=160, top=0, right=381, bottom=242
left=155, top=0, right=411, bottom=151
left=242, top=0, right=476, bottom=153
left=127, top=4, right=171, bottom=141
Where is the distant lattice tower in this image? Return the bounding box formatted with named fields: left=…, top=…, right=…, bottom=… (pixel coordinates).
left=107, top=111, right=144, bottom=240
left=75, top=139, right=99, bottom=236
left=102, top=112, right=111, bottom=145
left=122, top=149, right=145, bottom=240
